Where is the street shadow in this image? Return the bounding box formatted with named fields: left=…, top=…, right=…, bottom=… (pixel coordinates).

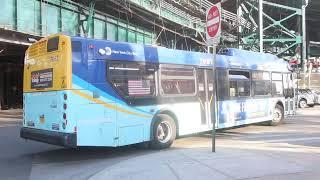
left=32, top=143, right=158, bottom=164
left=197, top=124, right=320, bottom=148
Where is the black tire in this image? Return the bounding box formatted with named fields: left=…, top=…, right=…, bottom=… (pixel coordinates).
left=299, top=99, right=308, bottom=108
left=269, top=104, right=284, bottom=126
left=150, top=114, right=176, bottom=149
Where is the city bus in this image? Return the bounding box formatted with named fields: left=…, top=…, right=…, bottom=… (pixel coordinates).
left=20, top=34, right=295, bottom=149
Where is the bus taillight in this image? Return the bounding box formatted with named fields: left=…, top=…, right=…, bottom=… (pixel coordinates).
left=63, top=94, right=67, bottom=100
left=63, top=113, right=67, bottom=120
left=63, top=103, right=67, bottom=110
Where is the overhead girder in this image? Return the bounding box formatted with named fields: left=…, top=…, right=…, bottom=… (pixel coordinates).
left=236, top=0, right=304, bottom=61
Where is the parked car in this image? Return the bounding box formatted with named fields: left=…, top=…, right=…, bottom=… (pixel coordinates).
left=310, top=89, right=320, bottom=105
left=298, top=89, right=315, bottom=108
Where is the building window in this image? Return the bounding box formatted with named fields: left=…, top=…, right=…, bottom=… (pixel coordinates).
left=229, top=70, right=251, bottom=97
left=160, top=65, right=196, bottom=96
left=108, top=62, right=156, bottom=98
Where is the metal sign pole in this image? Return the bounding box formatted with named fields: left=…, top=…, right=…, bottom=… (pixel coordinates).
left=206, top=3, right=221, bottom=153
left=210, top=45, right=217, bottom=152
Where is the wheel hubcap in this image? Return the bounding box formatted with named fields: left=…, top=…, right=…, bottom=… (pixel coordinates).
left=273, top=109, right=282, bottom=122
left=157, top=122, right=172, bottom=143
left=300, top=101, right=307, bottom=108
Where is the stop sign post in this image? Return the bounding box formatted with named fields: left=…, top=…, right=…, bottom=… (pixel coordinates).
left=206, top=3, right=221, bottom=153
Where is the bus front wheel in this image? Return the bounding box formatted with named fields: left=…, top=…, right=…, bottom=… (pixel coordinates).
left=150, top=114, right=176, bottom=149
left=269, top=104, right=284, bottom=126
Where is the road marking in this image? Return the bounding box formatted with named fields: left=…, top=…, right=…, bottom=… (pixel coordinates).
left=247, top=137, right=320, bottom=143
left=217, top=132, right=244, bottom=137
left=231, top=134, right=298, bottom=140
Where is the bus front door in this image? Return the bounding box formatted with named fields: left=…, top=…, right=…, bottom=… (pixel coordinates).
left=198, top=69, right=216, bottom=128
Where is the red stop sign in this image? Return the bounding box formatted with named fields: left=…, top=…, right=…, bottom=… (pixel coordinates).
left=206, top=6, right=221, bottom=38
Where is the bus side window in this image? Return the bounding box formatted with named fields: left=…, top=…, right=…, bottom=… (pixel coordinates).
left=228, top=70, right=251, bottom=97
left=216, top=69, right=229, bottom=100
left=283, top=73, right=295, bottom=98
left=160, top=65, right=196, bottom=96
left=283, top=73, right=289, bottom=98
left=252, top=71, right=271, bottom=96
left=108, top=62, right=156, bottom=99
left=271, top=73, right=283, bottom=96
left=229, top=81, right=237, bottom=97
left=288, top=73, right=295, bottom=98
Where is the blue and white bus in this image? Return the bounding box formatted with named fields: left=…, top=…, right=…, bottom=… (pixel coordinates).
left=21, top=34, right=295, bottom=149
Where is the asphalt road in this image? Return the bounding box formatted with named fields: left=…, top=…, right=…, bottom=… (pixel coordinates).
left=0, top=106, right=319, bottom=180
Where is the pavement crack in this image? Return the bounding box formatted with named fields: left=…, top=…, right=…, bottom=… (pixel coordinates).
left=165, top=162, right=182, bottom=180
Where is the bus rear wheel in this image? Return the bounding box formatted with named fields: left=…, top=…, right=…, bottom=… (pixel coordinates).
left=269, top=104, right=284, bottom=126
left=150, top=114, right=176, bottom=149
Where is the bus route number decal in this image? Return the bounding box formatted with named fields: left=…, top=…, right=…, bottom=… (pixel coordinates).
left=31, top=68, right=53, bottom=89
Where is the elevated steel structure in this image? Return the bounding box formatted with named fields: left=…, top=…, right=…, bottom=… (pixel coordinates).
left=0, top=0, right=309, bottom=57
left=236, top=0, right=305, bottom=59
left=0, top=0, right=155, bottom=45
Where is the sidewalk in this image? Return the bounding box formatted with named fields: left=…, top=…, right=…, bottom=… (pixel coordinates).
left=91, top=107, right=320, bottom=180
left=0, top=109, right=22, bottom=119
left=90, top=144, right=320, bottom=180
left=0, top=109, right=22, bottom=127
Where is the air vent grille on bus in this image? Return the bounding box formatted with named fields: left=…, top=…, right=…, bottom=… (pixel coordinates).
left=28, top=40, right=47, bottom=58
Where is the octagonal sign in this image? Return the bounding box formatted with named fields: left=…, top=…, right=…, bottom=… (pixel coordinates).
left=206, top=3, right=221, bottom=45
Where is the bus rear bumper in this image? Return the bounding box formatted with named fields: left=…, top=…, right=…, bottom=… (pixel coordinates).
left=20, top=127, right=77, bottom=148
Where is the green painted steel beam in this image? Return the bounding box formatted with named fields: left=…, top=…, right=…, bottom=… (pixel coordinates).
left=263, top=1, right=301, bottom=13
left=263, top=12, right=298, bottom=34
left=241, top=0, right=303, bottom=58
left=263, top=38, right=299, bottom=42
left=85, top=0, right=95, bottom=37
left=276, top=42, right=298, bottom=56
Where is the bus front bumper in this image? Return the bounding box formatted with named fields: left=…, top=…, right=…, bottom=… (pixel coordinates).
left=20, top=127, right=77, bottom=148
